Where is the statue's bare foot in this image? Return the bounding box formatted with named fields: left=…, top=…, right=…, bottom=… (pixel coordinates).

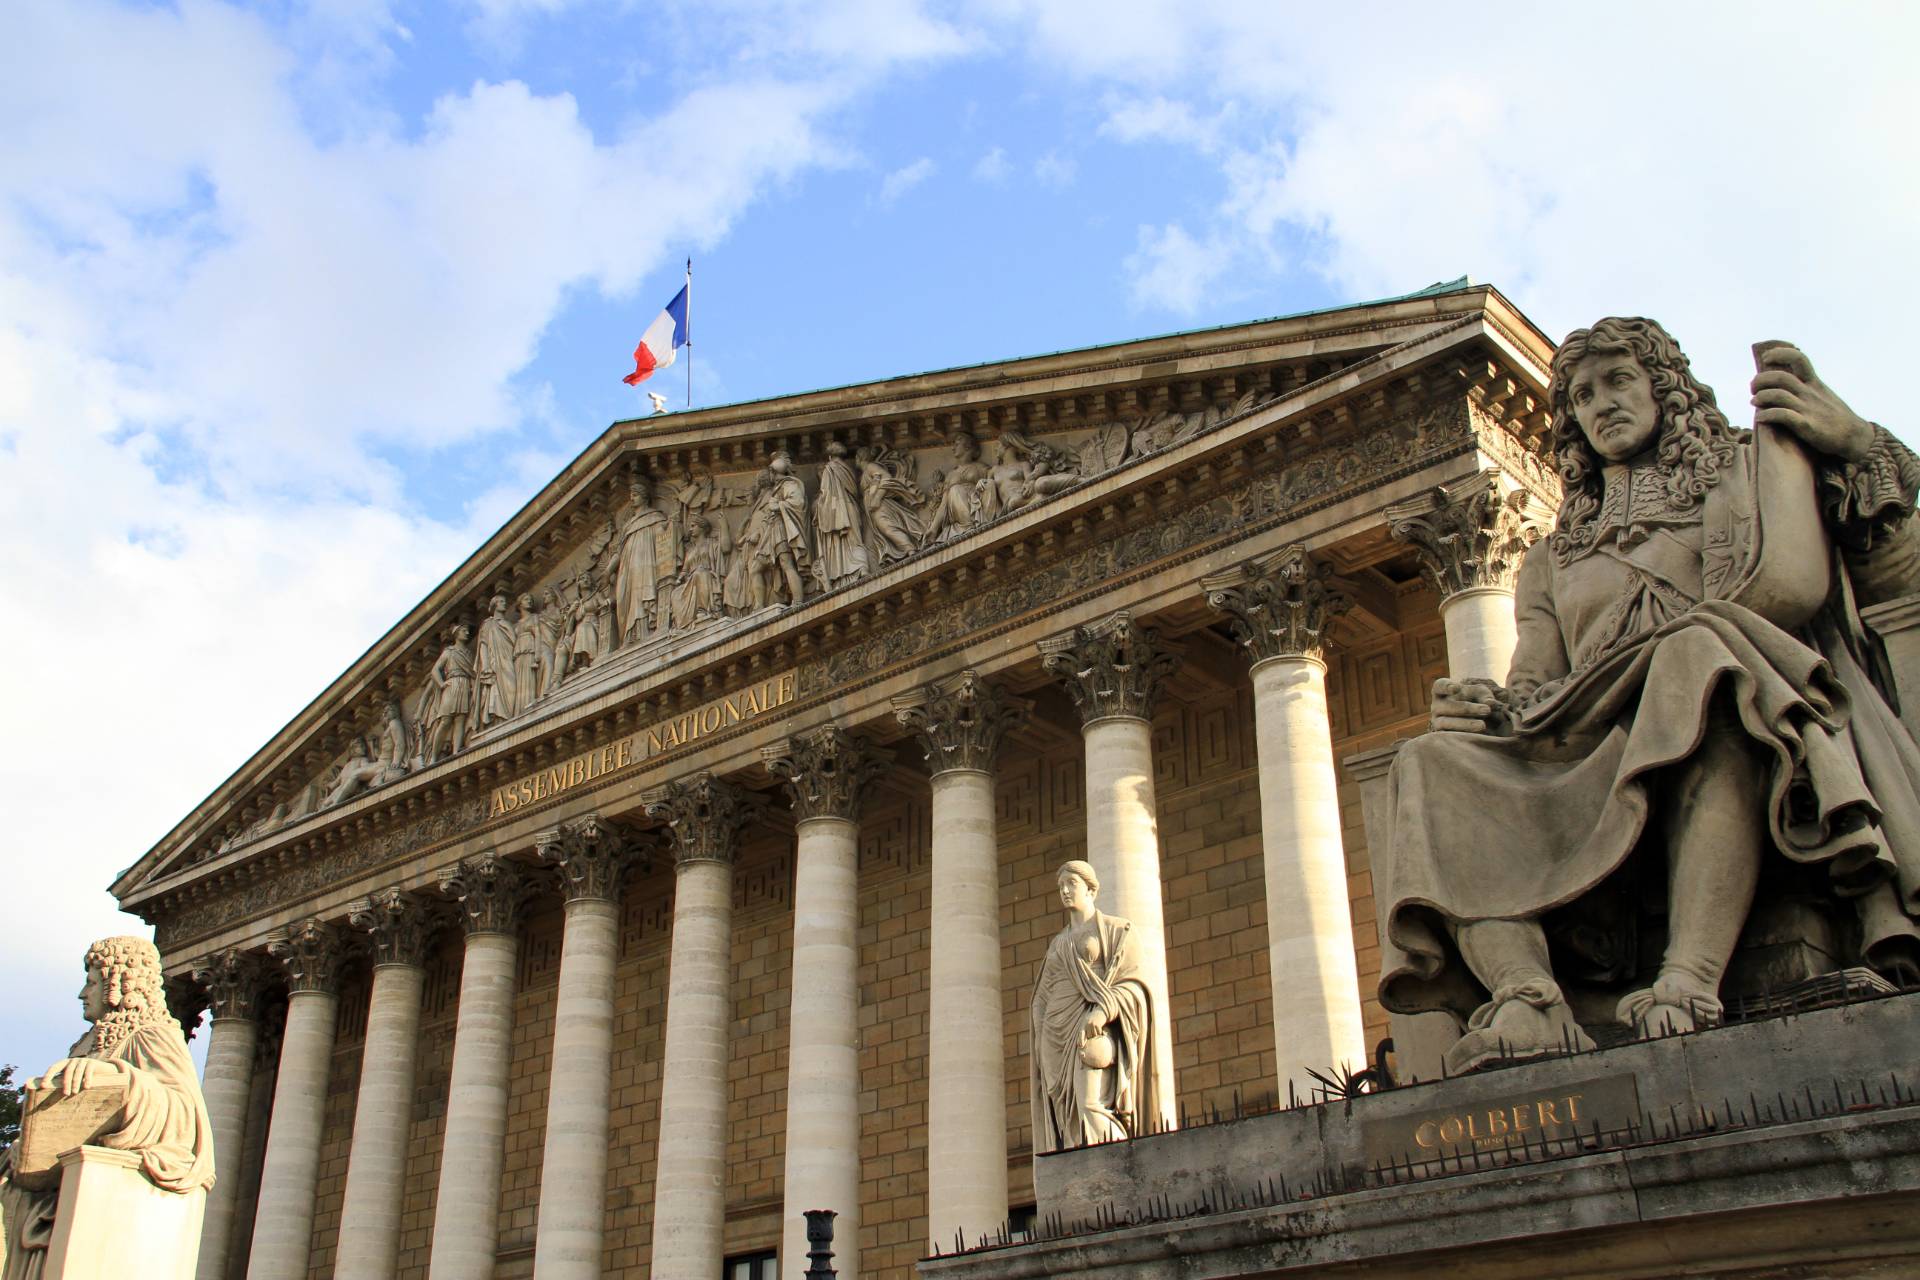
left=1444, top=987, right=1595, bottom=1075
left=1617, top=975, right=1722, bottom=1038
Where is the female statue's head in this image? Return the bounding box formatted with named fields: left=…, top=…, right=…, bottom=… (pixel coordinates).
left=1546, top=316, right=1741, bottom=566
left=1056, top=860, right=1099, bottom=912
left=81, top=936, right=167, bottom=1025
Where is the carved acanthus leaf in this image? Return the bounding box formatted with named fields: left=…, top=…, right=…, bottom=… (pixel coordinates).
left=762, top=726, right=891, bottom=823
left=891, top=670, right=1025, bottom=774
left=266, top=918, right=349, bottom=995
left=439, top=851, right=538, bottom=936
left=1038, top=611, right=1182, bottom=723
left=192, top=948, right=269, bottom=1022
left=163, top=972, right=209, bottom=1040
left=535, top=813, right=647, bottom=902
left=1202, top=544, right=1352, bottom=664
left=347, top=886, right=437, bottom=967
left=1385, top=468, right=1547, bottom=597
left=642, top=774, right=758, bottom=868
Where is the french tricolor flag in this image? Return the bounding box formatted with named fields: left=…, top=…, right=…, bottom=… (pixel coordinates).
left=622, top=282, right=689, bottom=386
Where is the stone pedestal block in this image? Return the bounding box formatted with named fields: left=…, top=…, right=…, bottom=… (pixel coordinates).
left=43, top=1146, right=206, bottom=1280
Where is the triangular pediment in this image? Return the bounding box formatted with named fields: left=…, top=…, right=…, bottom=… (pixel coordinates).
left=115, top=279, right=1554, bottom=916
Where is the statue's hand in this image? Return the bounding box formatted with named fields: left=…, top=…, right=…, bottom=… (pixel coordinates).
left=1082, top=1012, right=1107, bottom=1040
left=1430, top=677, right=1511, bottom=735
left=40, top=1058, right=121, bottom=1097
left=1751, top=344, right=1874, bottom=463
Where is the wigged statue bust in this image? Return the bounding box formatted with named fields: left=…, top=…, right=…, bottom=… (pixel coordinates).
left=1030, top=861, right=1161, bottom=1151
left=0, top=937, right=214, bottom=1279
left=1381, top=318, right=1920, bottom=1074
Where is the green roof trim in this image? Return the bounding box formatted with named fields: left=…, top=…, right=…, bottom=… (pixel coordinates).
left=614, top=276, right=1478, bottom=426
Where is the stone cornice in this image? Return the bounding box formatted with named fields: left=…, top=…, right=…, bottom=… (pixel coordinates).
left=131, top=310, right=1556, bottom=954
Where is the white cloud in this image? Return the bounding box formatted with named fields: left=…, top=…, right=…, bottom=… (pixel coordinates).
left=878, top=155, right=937, bottom=206
left=1124, top=223, right=1234, bottom=315
left=971, top=145, right=1010, bottom=183
left=1099, top=94, right=1224, bottom=152
left=1033, top=149, right=1077, bottom=188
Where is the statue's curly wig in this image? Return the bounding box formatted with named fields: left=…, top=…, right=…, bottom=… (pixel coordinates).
left=78, top=935, right=176, bottom=1058
left=1547, top=317, right=1743, bottom=566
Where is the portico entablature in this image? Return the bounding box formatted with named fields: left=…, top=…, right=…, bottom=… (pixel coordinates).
left=117, top=284, right=1556, bottom=960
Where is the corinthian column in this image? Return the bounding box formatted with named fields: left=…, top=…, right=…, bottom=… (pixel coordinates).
left=764, top=728, right=889, bottom=1280
left=531, top=816, right=643, bottom=1280
left=336, top=889, right=433, bottom=1280
left=247, top=919, right=348, bottom=1280
left=429, top=852, right=532, bottom=1280
left=1386, top=469, right=1546, bottom=681
left=1204, top=546, right=1367, bottom=1093
left=193, top=950, right=266, bottom=1280
left=893, top=672, right=1022, bottom=1252
left=645, top=775, right=756, bottom=1280
left=1038, top=612, right=1179, bottom=1126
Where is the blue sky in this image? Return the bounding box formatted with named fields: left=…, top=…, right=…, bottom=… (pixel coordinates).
left=5, top=0, right=1920, bottom=1073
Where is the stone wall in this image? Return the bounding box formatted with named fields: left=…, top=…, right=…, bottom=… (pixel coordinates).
left=289, top=615, right=1440, bottom=1278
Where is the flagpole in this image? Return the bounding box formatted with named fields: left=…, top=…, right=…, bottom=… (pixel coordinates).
left=685, top=258, right=692, bottom=411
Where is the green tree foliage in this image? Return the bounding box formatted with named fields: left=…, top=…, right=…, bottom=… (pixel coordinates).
left=0, top=1064, right=20, bottom=1148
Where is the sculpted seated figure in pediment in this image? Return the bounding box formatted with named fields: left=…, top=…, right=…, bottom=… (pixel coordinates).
left=1379, top=317, right=1920, bottom=1075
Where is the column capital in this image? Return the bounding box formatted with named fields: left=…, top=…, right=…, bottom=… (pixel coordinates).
left=193, top=949, right=271, bottom=1021
left=267, top=918, right=350, bottom=995
left=643, top=774, right=757, bottom=868
left=1202, top=544, right=1352, bottom=665
left=536, top=813, right=647, bottom=902
left=762, top=725, right=891, bottom=823
left=439, top=850, right=536, bottom=936
left=891, top=669, right=1025, bottom=774
left=348, top=886, right=437, bottom=967
left=1385, top=468, right=1546, bottom=598
left=164, top=972, right=210, bottom=1041
left=1038, top=610, right=1181, bottom=724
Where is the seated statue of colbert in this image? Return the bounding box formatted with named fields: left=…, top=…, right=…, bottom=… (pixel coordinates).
left=1379, top=316, right=1920, bottom=1075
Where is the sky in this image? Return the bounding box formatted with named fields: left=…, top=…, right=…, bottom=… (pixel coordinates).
left=4, top=0, right=1920, bottom=1075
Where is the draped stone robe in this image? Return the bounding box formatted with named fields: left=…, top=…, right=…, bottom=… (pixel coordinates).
left=1030, top=911, right=1159, bottom=1152
left=1380, top=427, right=1920, bottom=1021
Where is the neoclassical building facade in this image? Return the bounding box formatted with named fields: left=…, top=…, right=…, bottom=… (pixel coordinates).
left=115, top=280, right=1564, bottom=1279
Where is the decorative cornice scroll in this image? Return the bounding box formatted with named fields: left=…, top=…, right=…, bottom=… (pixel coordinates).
left=762, top=726, right=891, bottom=823
left=536, top=814, right=646, bottom=903
left=192, top=948, right=269, bottom=1022
left=348, top=886, right=436, bottom=967
left=643, top=774, right=757, bottom=869
left=1038, top=611, right=1182, bottom=724
left=266, top=918, right=349, bottom=995
left=1385, top=468, right=1547, bottom=598
left=1202, top=544, right=1353, bottom=665
left=439, top=851, right=537, bottom=937
left=891, top=670, right=1025, bottom=775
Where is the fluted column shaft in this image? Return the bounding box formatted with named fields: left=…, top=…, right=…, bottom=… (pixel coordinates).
left=427, top=874, right=523, bottom=1280
left=646, top=776, right=754, bottom=1280
left=247, top=920, right=345, bottom=1280
left=894, top=672, right=1020, bottom=1252
left=334, top=964, right=425, bottom=1278
left=533, top=818, right=638, bottom=1280
left=196, top=1013, right=258, bottom=1280
left=765, top=727, right=886, bottom=1280
left=1205, top=547, right=1367, bottom=1095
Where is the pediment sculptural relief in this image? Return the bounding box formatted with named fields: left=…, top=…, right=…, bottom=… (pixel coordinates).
left=209, top=386, right=1279, bottom=857
left=1377, top=318, right=1920, bottom=1075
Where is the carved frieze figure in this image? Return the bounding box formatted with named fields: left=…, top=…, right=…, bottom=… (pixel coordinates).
left=0, top=937, right=214, bottom=1279
left=812, top=440, right=870, bottom=592
left=536, top=586, right=569, bottom=695
left=511, top=594, right=547, bottom=716
left=472, top=594, right=519, bottom=730
left=663, top=462, right=718, bottom=565
left=319, top=736, right=388, bottom=810
left=1030, top=860, right=1160, bottom=1151
left=1380, top=318, right=1920, bottom=1074
left=667, top=513, right=731, bottom=629
left=858, top=448, right=927, bottom=565
left=567, top=570, right=613, bottom=673
left=921, top=431, right=992, bottom=545
left=421, top=623, right=476, bottom=763
left=725, top=450, right=811, bottom=611
left=979, top=430, right=1080, bottom=521
left=615, top=474, right=672, bottom=646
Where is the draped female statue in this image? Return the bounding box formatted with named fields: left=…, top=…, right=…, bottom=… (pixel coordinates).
left=1380, top=318, right=1920, bottom=1074
left=0, top=937, right=213, bottom=1280
left=1029, top=860, right=1160, bottom=1151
